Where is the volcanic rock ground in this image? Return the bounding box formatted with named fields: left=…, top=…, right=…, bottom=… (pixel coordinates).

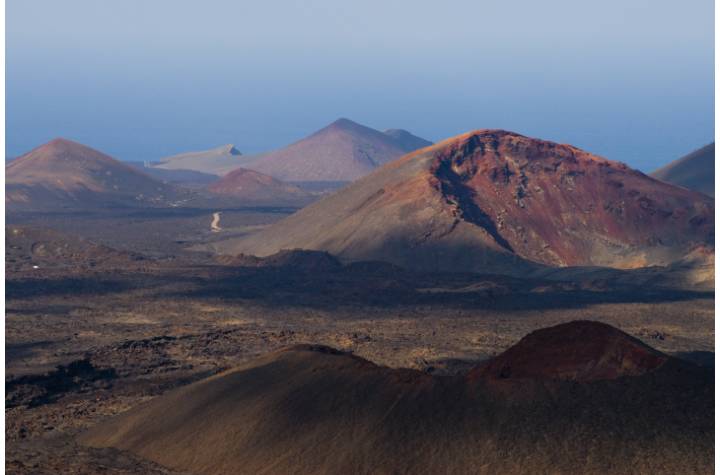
left=5, top=207, right=715, bottom=474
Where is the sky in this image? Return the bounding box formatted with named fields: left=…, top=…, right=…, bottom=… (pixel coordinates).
left=6, top=0, right=714, bottom=171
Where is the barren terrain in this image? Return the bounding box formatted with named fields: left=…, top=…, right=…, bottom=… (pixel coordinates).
left=5, top=209, right=715, bottom=473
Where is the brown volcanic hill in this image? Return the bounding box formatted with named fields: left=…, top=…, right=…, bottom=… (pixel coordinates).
left=245, top=118, right=432, bottom=181
left=217, top=130, right=713, bottom=273
left=651, top=143, right=714, bottom=197
left=80, top=321, right=712, bottom=475
left=6, top=138, right=184, bottom=210
left=153, top=144, right=246, bottom=176
left=208, top=167, right=313, bottom=205
left=469, top=321, right=668, bottom=382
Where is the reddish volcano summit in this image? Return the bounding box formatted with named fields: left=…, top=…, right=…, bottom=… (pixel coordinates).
left=422, top=130, right=713, bottom=266
left=221, top=129, right=712, bottom=273
left=208, top=167, right=311, bottom=205
left=470, top=320, right=669, bottom=382
left=7, top=138, right=128, bottom=180
left=6, top=138, right=180, bottom=210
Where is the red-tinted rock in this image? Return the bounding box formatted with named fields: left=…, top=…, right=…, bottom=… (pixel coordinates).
left=208, top=167, right=311, bottom=205
left=6, top=138, right=179, bottom=210
left=469, top=320, right=668, bottom=382
left=221, top=130, right=713, bottom=273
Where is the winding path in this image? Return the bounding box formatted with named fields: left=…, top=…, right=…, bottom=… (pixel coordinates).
left=210, top=212, right=222, bottom=232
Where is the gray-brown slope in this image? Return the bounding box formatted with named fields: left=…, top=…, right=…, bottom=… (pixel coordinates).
left=79, top=321, right=712, bottom=475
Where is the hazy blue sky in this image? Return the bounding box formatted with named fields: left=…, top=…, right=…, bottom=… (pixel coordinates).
left=7, top=0, right=714, bottom=170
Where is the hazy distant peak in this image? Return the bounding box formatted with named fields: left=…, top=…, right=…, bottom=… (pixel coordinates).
left=213, top=144, right=242, bottom=155
left=46, top=137, right=81, bottom=148
left=328, top=117, right=359, bottom=128
left=154, top=144, right=246, bottom=176
left=12, top=138, right=119, bottom=168
left=651, top=142, right=714, bottom=197
left=6, top=138, right=182, bottom=210
left=318, top=117, right=377, bottom=136
left=383, top=128, right=410, bottom=135
left=244, top=118, right=435, bottom=181
left=39, top=137, right=99, bottom=156
left=382, top=128, right=433, bottom=151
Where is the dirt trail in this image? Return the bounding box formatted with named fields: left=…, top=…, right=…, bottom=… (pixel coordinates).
left=211, top=212, right=222, bottom=232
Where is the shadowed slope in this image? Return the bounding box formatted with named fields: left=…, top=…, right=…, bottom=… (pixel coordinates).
left=651, top=143, right=714, bottom=197
left=217, top=249, right=342, bottom=271
left=79, top=321, right=712, bottom=475
left=218, top=130, right=713, bottom=273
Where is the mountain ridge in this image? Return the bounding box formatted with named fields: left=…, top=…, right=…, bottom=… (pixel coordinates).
left=6, top=138, right=183, bottom=210
left=651, top=143, right=714, bottom=196
left=245, top=118, right=433, bottom=181
left=213, top=129, right=713, bottom=273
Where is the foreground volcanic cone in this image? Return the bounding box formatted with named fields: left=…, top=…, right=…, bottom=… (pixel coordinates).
left=80, top=321, right=712, bottom=475
left=6, top=138, right=182, bottom=210
left=218, top=130, right=714, bottom=274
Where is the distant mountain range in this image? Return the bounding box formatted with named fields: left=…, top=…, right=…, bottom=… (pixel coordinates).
left=125, top=162, right=219, bottom=188
left=5, top=138, right=312, bottom=210
left=153, top=144, right=247, bottom=176
left=244, top=118, right=432, bottom=181
left=214, top=130, right=713, bottom=274
left=147, top=119, right=432, bottom=182
left=651, top=143, right=714, bottom=197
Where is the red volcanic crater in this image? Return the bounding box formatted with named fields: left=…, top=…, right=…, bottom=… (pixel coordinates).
left=219, top=129, right=713, bottom=273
